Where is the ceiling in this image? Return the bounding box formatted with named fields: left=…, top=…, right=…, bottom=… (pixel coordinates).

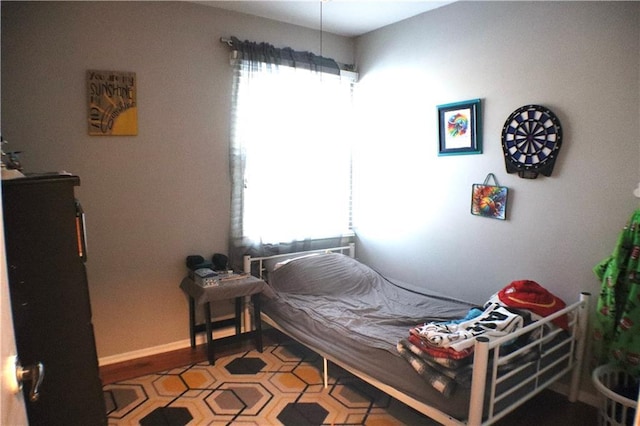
left=196, top=1, right=454, bottom=37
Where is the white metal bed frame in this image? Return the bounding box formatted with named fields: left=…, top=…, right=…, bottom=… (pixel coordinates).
left=243, top=244, right=590, bottom=426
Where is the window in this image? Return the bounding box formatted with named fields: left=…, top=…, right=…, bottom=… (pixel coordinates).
left=230, top=55, right=355, bottom=247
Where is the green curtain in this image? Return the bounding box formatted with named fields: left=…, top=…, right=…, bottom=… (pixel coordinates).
left=593, top=209, right=640, bottom=377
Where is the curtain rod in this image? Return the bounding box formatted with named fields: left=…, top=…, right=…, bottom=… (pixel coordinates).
left=219, top=36, right=357, bottom=74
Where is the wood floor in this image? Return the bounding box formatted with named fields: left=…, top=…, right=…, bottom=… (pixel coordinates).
left=100, top=329, right=599, bottom=425
left=100, top=330, right=279, bottom=385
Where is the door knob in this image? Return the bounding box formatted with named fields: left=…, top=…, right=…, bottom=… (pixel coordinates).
left=15, top=359, right=44, bottom=402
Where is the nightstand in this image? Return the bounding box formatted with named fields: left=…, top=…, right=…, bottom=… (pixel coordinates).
left=179, top=274, right=265, bottom=364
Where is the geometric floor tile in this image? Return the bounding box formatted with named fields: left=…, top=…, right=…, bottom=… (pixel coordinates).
left=103, top=384, right=148, bottom=418
left=206, top=382, right=272, bottom=416
left=276, top=402, right=328, bottom=426
left=269, top=370, right=309, bottom=393
left=139, top=406, right=193, bottom=425
left=330, top=376, right=391, bottom=410
left=180, top=366, right=218, bottom=389
left=293, top=364, right=323, bottom=386
left=225, top=357, right=266, bottom=375
left=153, top=375, right=188, bottom=396
left=104, top=340, right=433, bottom=425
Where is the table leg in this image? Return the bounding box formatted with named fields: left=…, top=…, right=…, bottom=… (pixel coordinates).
left=235, top=297, right=242, bottom=335
left=189, top=296, right=196, bottom=348
left=252, top=293, right=263, bottom=353
left=243, top=295, right=251, bottom=332
left=204, top=302, right=215, bottom=365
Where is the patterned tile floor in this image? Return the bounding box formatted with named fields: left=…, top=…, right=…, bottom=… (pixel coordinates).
left=103, top=340, right=433, bottom=425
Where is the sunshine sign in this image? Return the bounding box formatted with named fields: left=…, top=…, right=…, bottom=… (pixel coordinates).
left=87, top=70, right=137, bottom=136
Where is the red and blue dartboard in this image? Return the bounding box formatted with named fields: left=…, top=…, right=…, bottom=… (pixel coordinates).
left=501, top=104, right=563, bottom=179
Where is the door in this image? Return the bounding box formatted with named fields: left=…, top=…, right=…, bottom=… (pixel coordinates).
left=0, top=187, right=29, bottom=425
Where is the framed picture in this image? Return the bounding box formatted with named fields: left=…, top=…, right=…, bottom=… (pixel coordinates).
left=87, top=70, right=138, bottom=136
left=471, top=183, right=508, bottom=220
left=437, top=98, right=482, bottom=156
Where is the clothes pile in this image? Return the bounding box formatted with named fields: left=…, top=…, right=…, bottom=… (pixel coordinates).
left=397, top=280, right=568, bottom=398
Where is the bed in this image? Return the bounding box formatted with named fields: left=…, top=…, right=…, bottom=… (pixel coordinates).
left=243, top=244, right=590, bottom=425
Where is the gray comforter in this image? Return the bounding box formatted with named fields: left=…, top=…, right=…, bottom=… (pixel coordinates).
left=261, top=253, right=480, bottom=419
left=264, top=253, right=476, bottom=352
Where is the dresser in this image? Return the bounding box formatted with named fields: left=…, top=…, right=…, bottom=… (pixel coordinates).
left=2, top=174, right=106, bottom=425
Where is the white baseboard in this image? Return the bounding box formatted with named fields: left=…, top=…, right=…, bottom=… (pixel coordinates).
left=98, top=326, right=235, bottom=367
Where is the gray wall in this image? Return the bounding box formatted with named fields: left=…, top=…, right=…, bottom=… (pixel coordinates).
left=0, top=1, right=353, bottom=359
left=2, top=0, right=639, bottom=380
left=353, top=1, right=640, bottom=313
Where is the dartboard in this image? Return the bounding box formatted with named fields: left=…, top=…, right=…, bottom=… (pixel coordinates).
left=501, top=104, right=563, bottom=179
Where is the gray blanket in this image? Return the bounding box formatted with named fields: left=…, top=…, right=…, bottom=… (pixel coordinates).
left=265, top=253, right=476, bottom=352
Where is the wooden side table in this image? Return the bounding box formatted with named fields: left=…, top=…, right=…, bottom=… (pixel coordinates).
left=179, top=274, right=265, bottom=364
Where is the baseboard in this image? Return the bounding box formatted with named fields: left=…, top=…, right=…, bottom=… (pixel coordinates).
left=98, top=326, right=235, bottom=366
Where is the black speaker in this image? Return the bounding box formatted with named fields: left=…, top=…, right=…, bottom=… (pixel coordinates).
left=186, top=255, right=213, bottom=271
left=211, top=253, right=229, bottom=271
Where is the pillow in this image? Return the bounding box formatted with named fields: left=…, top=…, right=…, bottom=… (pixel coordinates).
left=268, top=253, right=374, bottom=296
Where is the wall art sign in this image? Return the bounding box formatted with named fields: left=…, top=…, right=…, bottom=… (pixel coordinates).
left=437, top=98, right=482, bottom=156
left=471, top=173, right=508, bottom=220
left=87, top=70, right=137, bottom=136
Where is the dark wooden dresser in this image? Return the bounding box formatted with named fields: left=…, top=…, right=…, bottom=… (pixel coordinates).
left=2, top=174, right=106, bottom=425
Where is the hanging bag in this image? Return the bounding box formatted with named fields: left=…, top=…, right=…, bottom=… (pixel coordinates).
left=471, top=173, right=508, bottom=220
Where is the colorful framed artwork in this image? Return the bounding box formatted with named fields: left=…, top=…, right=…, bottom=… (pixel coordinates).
left=437, top=98, right=481, bottom=156
left=471, top=173, right=508, bottom=220
left=87, top=70, right=138, bottom=136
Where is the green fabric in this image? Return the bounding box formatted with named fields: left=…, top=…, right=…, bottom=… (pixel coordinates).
left=593, top=209, right=640, bottom=377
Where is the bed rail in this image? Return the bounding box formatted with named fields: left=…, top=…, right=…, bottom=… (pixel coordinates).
left=242, top=243, right=355, bottom=280
left=467, top=292, right=591, bottom=425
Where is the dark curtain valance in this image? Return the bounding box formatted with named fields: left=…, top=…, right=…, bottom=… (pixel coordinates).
left=227, top=36, right=341, bottom=76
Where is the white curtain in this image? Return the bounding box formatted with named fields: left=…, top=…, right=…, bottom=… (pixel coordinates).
left=228, top=41, right=354, bottom=266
